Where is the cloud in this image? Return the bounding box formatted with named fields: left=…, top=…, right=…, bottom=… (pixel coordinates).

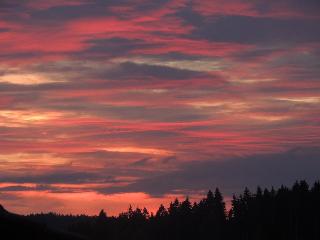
left=0, top=171, right=112, bottom=184
left=191, top=0, right=320, bottom=19
left=131, top=157, right=153, bottom=166
left=0, top=184, right=58, bottom=192
left=103, top=61, right=209, bottom=80
left=96, top=147, right=320, bottom=196
left=191, top=15, right=320, bottom=44
left=0, top=0, right=319, bottom=214
left=77, top=37, right=160, bottom=59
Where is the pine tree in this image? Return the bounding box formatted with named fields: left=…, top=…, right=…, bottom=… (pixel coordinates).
left=98, top=209, right=107, bottom=220
left=156, top=204, right=168, bottom=218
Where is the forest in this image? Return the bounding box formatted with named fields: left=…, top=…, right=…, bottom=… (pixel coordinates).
left=1, top=180, right=320, bottom=240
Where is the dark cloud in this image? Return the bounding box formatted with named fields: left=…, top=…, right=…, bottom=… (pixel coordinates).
left=30, top=3, right=107, bottom=21
left=192, top=16, right=320, bottom=44
left=255, top=0, right=320, bottom=17
left=131, top=157, right=152, bottom=166
left=1, top=148, right=319, bottom=198
left=29, top=60, right=212, bottom=82
left=0, top=0, right=23, bottom=11
left=0, top=184, right=87, bottom=194
left=81, top=130, right=182, bottom=142
left=231, top=47, right=283, bottom=61
left=0, top=171, right=114, bottom=184
left=0, top=184, right=57, bottom=192
left=7, top=0, right=171, bottom=24
left=0, top=28, right=10, bottom=32
left=0, top=52, right=43, bottom=62
left=105, top=62, right=209, bottom=80
left=161, top=156, right=177, bottom=164
left=96, top=147, right=320, bottom=196
left=77, top=38, right=161, bottom=59
left=98, top=105, right=211, bottom=122
left=0, top=185, right=32, bottom=191
left=176, top=3, right=320, bottom=44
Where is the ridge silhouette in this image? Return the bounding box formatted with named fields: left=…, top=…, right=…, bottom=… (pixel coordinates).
left=0, top=204, right=7, bottom=214
left=1, top=180, right=320, bottom=240
left=0, top=205, right=87, bottom=240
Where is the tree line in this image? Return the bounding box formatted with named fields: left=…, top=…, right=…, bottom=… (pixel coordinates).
left=27, top=180, right=320, bottom=240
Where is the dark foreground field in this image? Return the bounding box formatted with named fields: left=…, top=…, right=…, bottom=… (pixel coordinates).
left=1, top=180, right=320, bottom=240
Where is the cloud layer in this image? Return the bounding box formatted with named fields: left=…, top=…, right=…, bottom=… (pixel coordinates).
left=0, top=0, right=319, bottom=215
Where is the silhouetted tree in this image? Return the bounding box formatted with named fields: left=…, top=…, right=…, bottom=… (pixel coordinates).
left=3, top=180, right=319, bottom=240
left=156, top=204, right=168, bottom=218
left=98, top=209, right=107, bottom=220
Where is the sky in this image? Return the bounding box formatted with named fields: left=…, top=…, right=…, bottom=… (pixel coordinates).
left=0, top=0, right=320, bottom=216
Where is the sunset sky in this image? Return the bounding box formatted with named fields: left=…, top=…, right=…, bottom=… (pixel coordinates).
left=0, top=0, right=320, bottom=216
